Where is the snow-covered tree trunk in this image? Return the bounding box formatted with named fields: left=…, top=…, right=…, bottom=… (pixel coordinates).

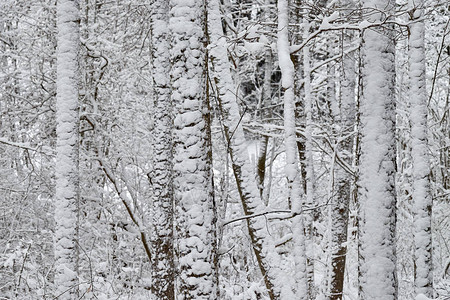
left=150, top=0, right=174, bottom=298
left=278, top=0, right=301, bottom=210
left=358, top=0, right=398, bottom=298
left=169, top=0, right=217, bottom=298
left=277, top=0, right=308, bottom=298
left=408, top=1, right=433, bottom=296
left=208, top=0, right=289, bottom=298
left=55, top=0, right=80, bottom=298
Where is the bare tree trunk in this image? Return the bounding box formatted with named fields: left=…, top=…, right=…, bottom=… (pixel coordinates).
left=257, top=135, right=269, bottom=200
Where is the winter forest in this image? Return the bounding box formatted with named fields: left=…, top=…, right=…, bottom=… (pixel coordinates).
left=0, top=0, right=449, bottom=299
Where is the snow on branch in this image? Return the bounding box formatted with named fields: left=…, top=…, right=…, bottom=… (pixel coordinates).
left=290, top=18, right=409, bottom=54
left=97, top=157, right=151, bottom=262
left=222, top=201, right=333, bottom=227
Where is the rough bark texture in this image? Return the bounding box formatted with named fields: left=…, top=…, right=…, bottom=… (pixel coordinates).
left=169, top=0, right=217, bottom=298
left=358, top=0, right=398, bottom=298
left=150, top=0, right=174, bottom=298
left=55, top=0, right=80, bottom=298
left=409, top=2, right=433, bottom=296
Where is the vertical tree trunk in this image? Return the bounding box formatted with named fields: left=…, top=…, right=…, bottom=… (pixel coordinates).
left=409, top=2, right=433, bottom=296
left=328, top=28, right=356, bottom=300
left=256, top=0, right=273, bottom=203
left=358, top=0, right=398, bottom=298
left=256, top=135, right=269, bottom=200
left=169, top=0, right=217, bottom=298
left=292, top=0, right=308, bottom=195
left=55, top=0, right=80, bottom=298
left=277, top=0, right=309, bottom=298
left=150, top=0, right=174, bottom=298
left=302, top=19, right=316, bottom=298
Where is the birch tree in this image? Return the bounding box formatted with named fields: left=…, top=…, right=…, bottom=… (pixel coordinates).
left=408, top=0, right=433, bottom=296
left=169, top=0, right=217, bottom=298
left=150, top=0, right=174, bottom=298
left=358, top=0, right=398, bottom=298
left=55, top=0, right=80, bottom=298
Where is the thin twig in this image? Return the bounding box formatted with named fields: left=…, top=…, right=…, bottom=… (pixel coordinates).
left=0, top=138, right=54, bottom=156
left=427, top=19, right=449, bottom=107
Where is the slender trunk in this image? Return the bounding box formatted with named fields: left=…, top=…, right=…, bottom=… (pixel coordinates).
left=257, top=135, right=269, bottom=200
left=328, top=28, right=356, bottom=300
left=277, top=0, right=308, bottom=298
left=55, top=0, right=80, bottom=298
left=256, top=37, right=272, bottom=202
left=303, top=19, right=316, bottom=298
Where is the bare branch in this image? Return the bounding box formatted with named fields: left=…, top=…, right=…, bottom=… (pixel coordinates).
left=0, top=138, right=55, bottom=156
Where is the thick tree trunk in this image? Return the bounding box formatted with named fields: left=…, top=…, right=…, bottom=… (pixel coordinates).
left=169, top=0, right=218, bottom=298
left=55, top=0, right=80, bottom=298
left=150, top=0, right=174, bottom=298
left=358, top=0, right=398, bottom=298
left=409, top=2, right=433, bottom=296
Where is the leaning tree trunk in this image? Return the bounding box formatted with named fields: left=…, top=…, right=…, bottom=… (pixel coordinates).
left=169, top=0, right=218, bottom=298
left=150, top=0, right=174, bottom=298
left=207, top=0, right=290, bottom=298
left=409, top=1, right=433, bottom=296
left=358, top=0, right=398, bottom=298
left=55, top=0, right=80, bottom=298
